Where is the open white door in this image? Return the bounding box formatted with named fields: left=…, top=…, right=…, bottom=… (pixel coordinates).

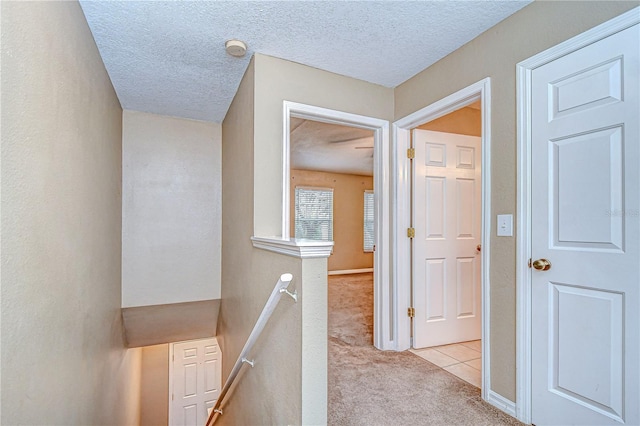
left=413, top=130, right=481, bottom=348
left=530, top=23, right=639, bottom=425
left=170, top=338, right=221, bottom=426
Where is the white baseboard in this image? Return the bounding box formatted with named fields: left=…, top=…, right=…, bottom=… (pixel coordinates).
left=486, top=390, right=517, bottom=418
left=327, top=268, right=373, bottom=276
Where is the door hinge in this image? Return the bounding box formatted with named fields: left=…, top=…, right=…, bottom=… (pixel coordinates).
left=528, top=258, right=532, bottom=268
left=408, top=307, right=415, bottom=318
left=407, top=227, right=415, bottom=238
left=407, top=148, right=415, bottom=159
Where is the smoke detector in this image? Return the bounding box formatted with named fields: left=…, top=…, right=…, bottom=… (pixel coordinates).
left=225, top=39, right=247, bottom=57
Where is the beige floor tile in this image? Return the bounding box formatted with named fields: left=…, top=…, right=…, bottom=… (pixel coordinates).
left=460, top=340, right=482, bottom=352
left=444, top=363, right=482, bottom=388
left=411, top=348, right=459, bottom=367
left=434, top=343, right=480, bottom=362
left=464, top=358, right=482, bottom=370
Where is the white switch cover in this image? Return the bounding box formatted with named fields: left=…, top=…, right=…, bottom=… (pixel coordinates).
left=497, top=214, right=513, bottom=237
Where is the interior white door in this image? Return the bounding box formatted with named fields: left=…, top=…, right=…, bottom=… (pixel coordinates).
left=530, top=24, right=639, bottom=425
left=413, top=129, right=481, bottom=348
left=170, top=338, right=222, bottom=426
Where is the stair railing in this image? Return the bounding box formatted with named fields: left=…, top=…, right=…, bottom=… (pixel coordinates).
left=205, top=273, right=296, bottom=426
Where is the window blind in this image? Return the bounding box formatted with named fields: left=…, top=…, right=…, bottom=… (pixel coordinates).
left=295, top=187, right=334, bottom=241
left=364, top=190, right=374, bottom=251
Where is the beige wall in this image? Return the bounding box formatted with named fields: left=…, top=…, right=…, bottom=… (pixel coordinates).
left=219, top=55, right=399, bottom=424
left=418, top=106, right=481, bottom=136
left=253, top=54, right=394, bottom=238
left=140, top=345, right=169, bottom=426
left=219, top=58, right=306, bottom=425
left=395, top=0, right=638, bottom=400
left=290, top=169, right=374, bottom=271
left=1, top=2, right=141, bottom=424
left=219, top=54, right=394, bottom=425
left=122, top=110, right=222, bottom=307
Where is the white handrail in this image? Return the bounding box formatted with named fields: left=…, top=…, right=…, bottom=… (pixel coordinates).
left=206, top=273, right=296, bottom=426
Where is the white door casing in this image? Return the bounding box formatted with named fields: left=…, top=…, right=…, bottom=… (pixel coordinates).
left=413, top=130, right=482, bottom=348
left=170, top=338, right=222, bottom=426
left=523, top=19, right=639, bottom=426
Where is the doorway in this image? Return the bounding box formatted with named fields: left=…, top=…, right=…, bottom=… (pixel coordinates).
left=288, top=117, right=376, bottom=346
left=409, top=103, right=483, bottom=388
left=282, top=101, right=391, bottom=350
left=393, top=78, right=492, bottom=399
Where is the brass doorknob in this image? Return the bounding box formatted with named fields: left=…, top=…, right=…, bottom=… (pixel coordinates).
left=532, top=258, right=551, bottom=271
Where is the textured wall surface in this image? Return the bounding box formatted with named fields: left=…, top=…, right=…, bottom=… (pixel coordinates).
left=290, top=169, right=374, bottom=271
left=395, top=0, right=638, bottom=401
left=219, top=54, right=397, bottom=425
left=122, top=110, right=222, bottom=307
left=140, top=344, right=169, bottom=426
left=418, top=106, right=481, bottom=136
left=218, top=59, right=306, bottom=425
left=1, top=2, right=141, bottom=424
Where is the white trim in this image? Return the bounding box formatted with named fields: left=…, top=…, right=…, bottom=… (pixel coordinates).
left=282, top=101, right=393, bottom=350
left=327, top=268, right=374, bottom=276
left=294, top=185, right=334, bottom=192
left=251, top=236, right=333, bottom=258
left=392, top=78, right=492, bottom=395
left=515, top=8, right=639, bottom=425
left=487, top=391, right=517, bottom=418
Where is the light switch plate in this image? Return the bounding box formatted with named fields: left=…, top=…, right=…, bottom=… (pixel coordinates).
left=497, top=214, right=513, bottom=237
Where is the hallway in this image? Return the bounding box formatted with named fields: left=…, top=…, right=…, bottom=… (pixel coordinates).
left=327, top=273, right=521, bottom=425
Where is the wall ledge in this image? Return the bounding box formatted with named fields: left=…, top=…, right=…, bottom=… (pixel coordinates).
left=251, top=236, right=333, bottom=258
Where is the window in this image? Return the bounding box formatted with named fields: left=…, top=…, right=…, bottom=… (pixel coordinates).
left=364, top=190, right=374, bottom=252
left=295, top=186, right=333, bottom=241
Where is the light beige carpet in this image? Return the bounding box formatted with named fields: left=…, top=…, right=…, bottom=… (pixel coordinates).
left=328, top=273, right=522, bottom=426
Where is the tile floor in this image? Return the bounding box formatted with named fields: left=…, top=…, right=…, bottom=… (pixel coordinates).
left=410, top=340, right=482, bottom=388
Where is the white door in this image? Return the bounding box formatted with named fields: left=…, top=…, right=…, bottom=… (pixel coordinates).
left=530, top=24, right=639, bottom=425
left=413, top=130, right=482, bottom=348
left=170, top=338, right=222, bottom=426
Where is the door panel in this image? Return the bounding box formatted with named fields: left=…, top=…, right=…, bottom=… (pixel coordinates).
left=413, top=130, right=481, bottom=348
left=530, top=23, right=639, bottom=425
left=171, top=338, right=221, bottom=426
left=552, top=126, right=624, bottom=250
left=550, top=283, right=623, bottom=418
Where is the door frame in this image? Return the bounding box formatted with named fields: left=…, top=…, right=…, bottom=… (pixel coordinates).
left=393, top=78, right=492, bottom=398
left=281, top=101, right=393, bottom=350
left=515, top=8, right=640, bottom=424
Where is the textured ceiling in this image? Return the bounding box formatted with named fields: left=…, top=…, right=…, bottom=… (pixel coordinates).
left=291, top=118, right=374, bottom=176
left=79, top=1, right=531, bottom=123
